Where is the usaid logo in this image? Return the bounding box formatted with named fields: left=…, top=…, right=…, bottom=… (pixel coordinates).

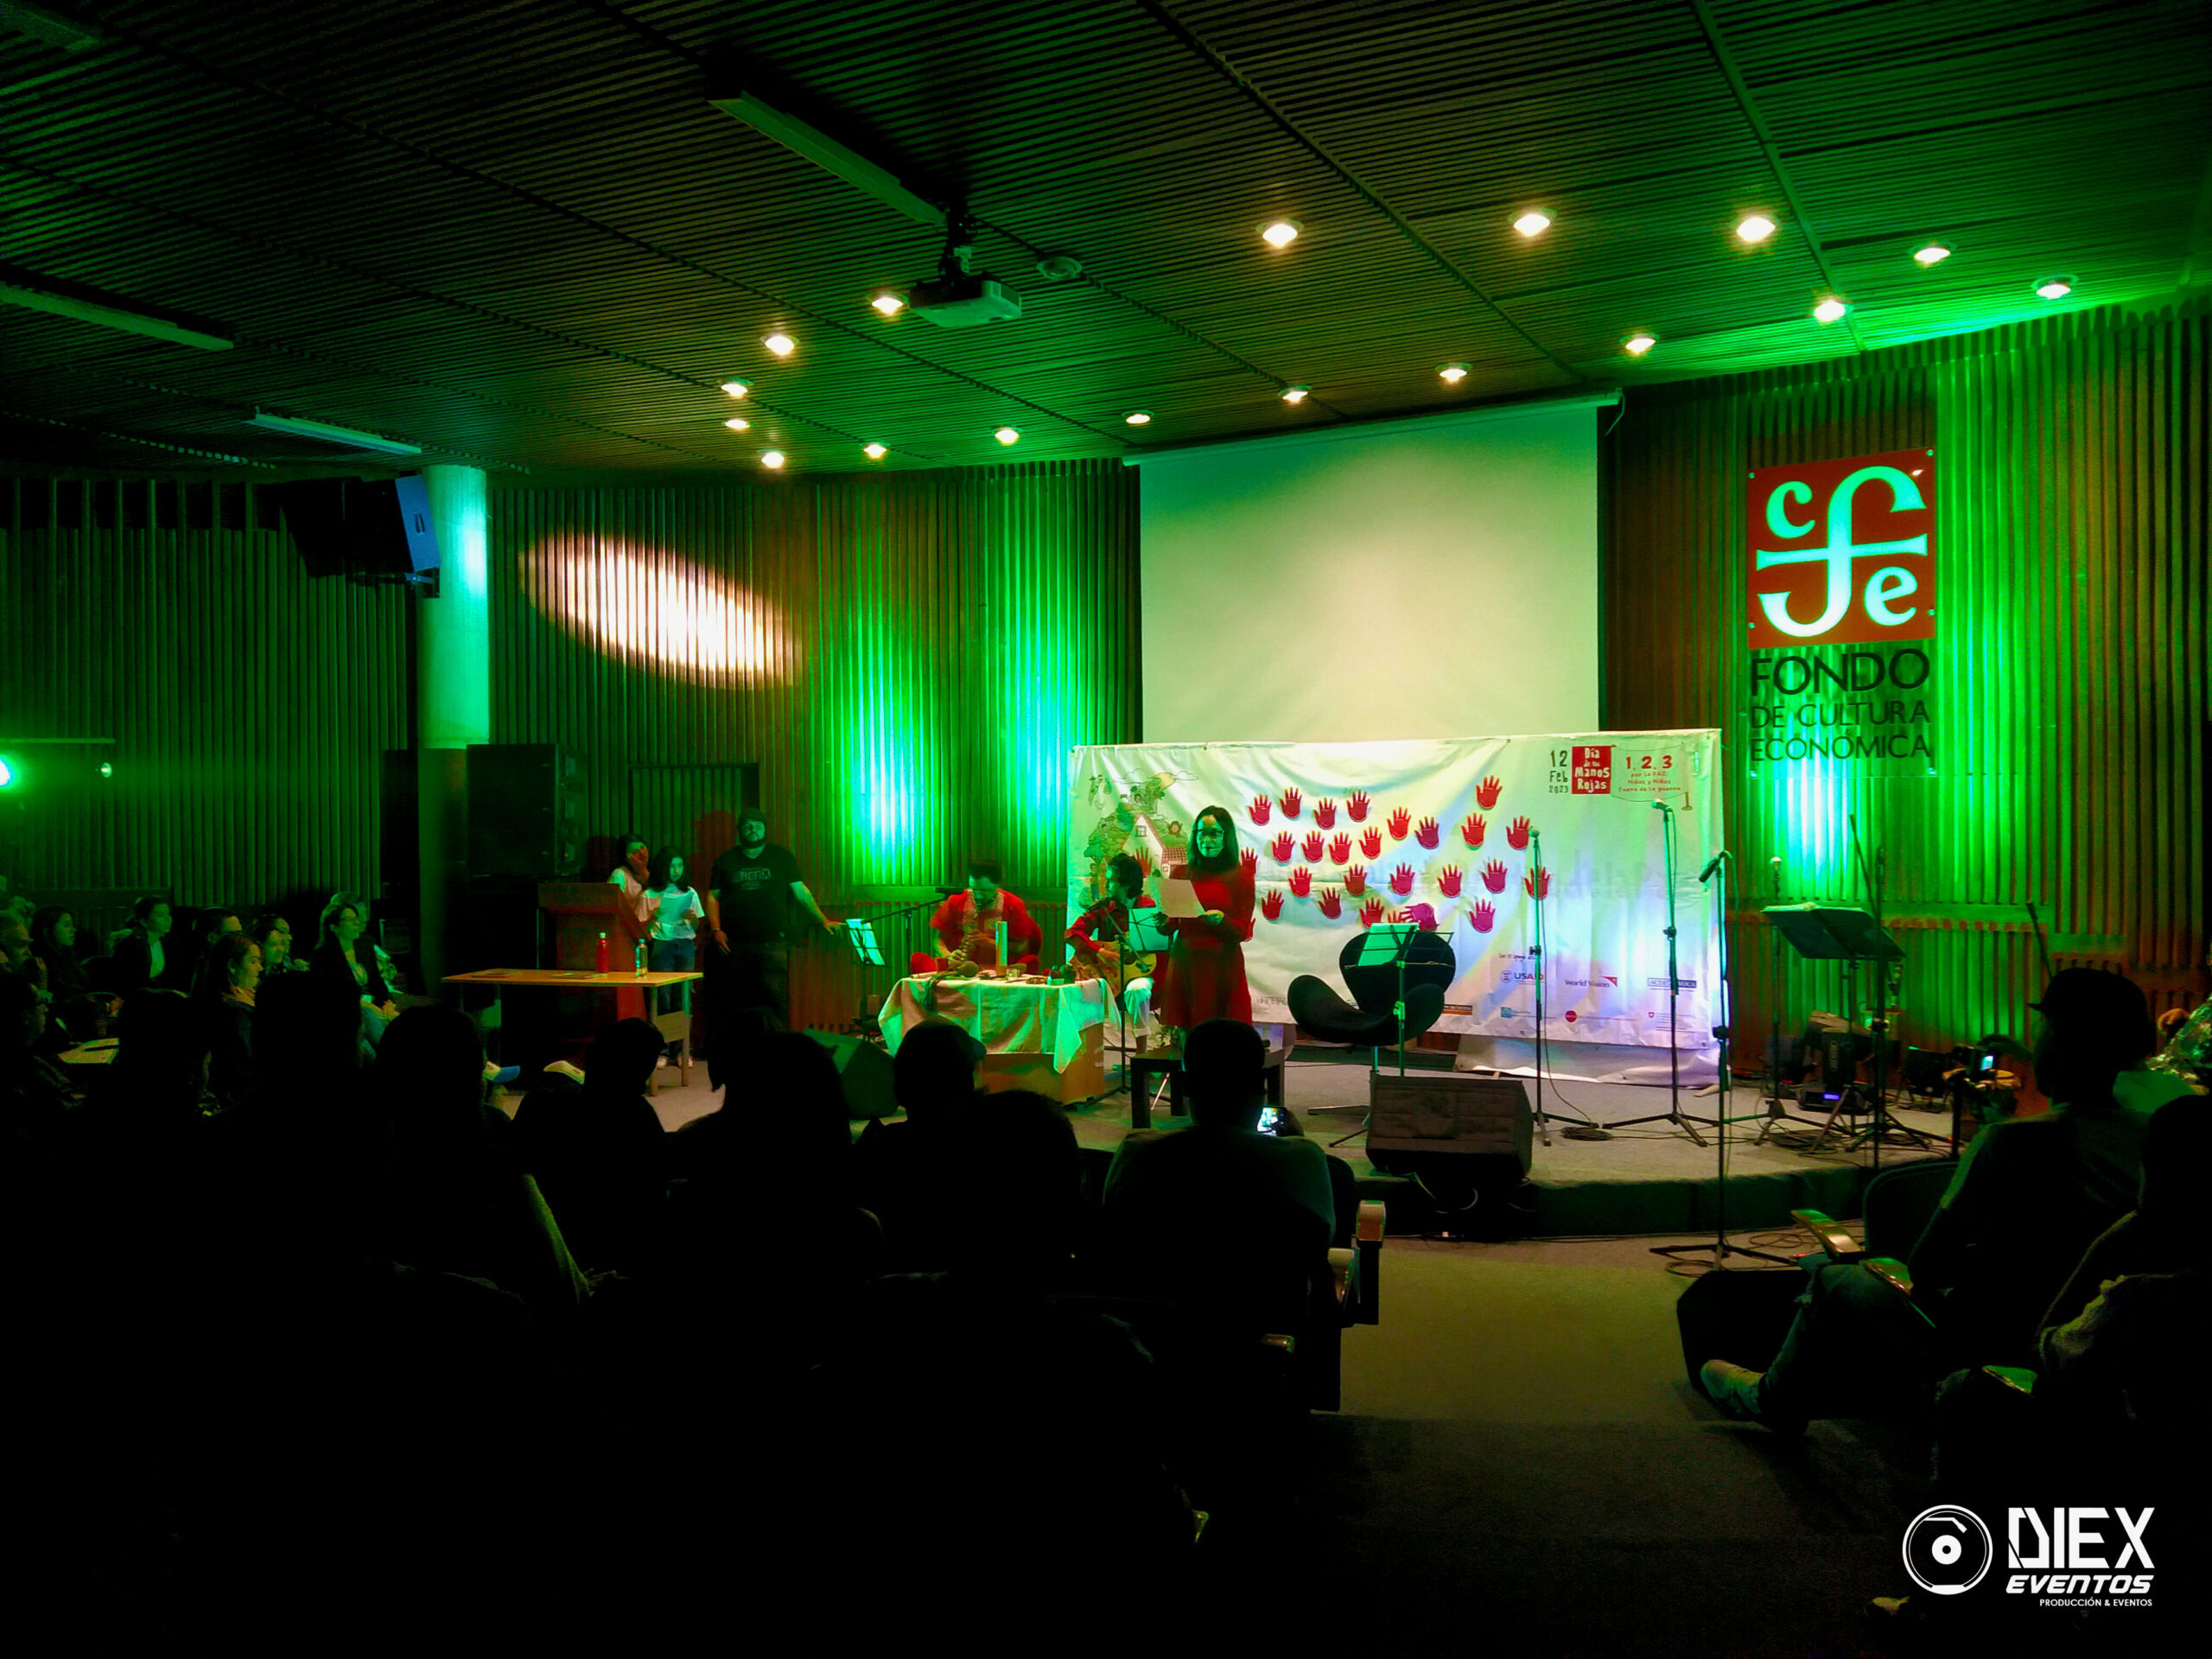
left=1748, top=448, right=1936, bottom=649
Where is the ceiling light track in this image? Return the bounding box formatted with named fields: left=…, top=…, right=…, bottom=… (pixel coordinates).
left=1135, top=0, right=1586, bottom=387
left=1686, top=0, right=1866, bottom=353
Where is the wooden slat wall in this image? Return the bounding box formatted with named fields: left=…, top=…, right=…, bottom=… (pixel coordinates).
left=0, top=478, right=407, bottom=915
left=1602, top=300, right=2209, bottom=1056
left=487, top=459, right=1141, bottom=1031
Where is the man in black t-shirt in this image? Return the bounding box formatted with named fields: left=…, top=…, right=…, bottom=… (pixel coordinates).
left=702, top=810, right=836, bottom=1081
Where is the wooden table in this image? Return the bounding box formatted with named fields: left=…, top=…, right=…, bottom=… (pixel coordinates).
left=444, top=968, right=704, bottom=1090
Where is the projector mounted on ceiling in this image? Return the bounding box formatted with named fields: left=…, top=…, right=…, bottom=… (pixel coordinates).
left=906, top=212, right=1023, bottom=328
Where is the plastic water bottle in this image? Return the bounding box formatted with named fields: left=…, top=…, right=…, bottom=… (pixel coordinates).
left=634, top=941, right=647, bottom=977
left=594, top=931, right=610, bottom=972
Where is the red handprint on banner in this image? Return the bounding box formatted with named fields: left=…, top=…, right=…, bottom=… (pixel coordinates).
left=1346, top=791, right=1370, bottom=823
left=1247, top=795, right=1272, bottom=826
left=1388, top=863, right=1415, bottom=896
left=1278, top=787, right=1301, bottom=819
left=1470, top=900, right=1497, bottom=933
left=1135, top=849, right=1153, bottom=878
left=1415, top=816, right=1440, bottom=849
left=1389, top=907, right=1414, bottom=925
left=1523, top=867, right=1552, bottom=899
left=1317, top=889, right=1343, bottom=919
left=1269, top=830, right=1295, bottom=862
left=1289, top=866, right=1312, bottom=898
left=1328, top=833, right=1351, bottom=865
left=1387, top=807, right=1411, bottom=840
left=1506, top=816, right=1532, bottom=850
left=1480, top=859, right=1509, bottom=893
left=1301, top=831, right=1325, bottom=861
left=1460, top=812, right=1486, bottom=849
left=1344, top=865, right=1368, bottom=897
left=1359, top=827, right=1382, bottom=860
left=1476, top=775, right=1503, bottom=810
left=1358, top=898, right=1386, bottom=928
left=1313, top=798, right=1338, bottom=829
left=1239, top=847, right=1259, bottom=878
left=1438, top=865, right=1463, bottom=898
left=1262, top=888, right=1284, bottom=921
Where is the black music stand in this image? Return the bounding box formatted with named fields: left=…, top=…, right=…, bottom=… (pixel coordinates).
left=1760, top=906, right=1928, bottom=1154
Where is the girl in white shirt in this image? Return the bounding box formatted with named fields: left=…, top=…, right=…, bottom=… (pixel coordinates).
left=646, top=849, right=706, bottom=972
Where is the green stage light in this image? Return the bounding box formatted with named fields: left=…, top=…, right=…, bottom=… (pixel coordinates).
left=0, top=756, right=13, bottom=787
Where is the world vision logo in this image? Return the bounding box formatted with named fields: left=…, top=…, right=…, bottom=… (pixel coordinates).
left=1747, top=448, right=1936, bottom=649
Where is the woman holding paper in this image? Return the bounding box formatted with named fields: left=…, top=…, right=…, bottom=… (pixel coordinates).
left=1156, top=804, right=1255, bottom=1035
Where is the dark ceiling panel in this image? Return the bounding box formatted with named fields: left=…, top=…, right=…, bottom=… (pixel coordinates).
left=1, top=0, right=2203, bottom=477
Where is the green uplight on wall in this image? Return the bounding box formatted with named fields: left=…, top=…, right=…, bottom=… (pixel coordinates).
left=0, top=756, right=14, bottom=788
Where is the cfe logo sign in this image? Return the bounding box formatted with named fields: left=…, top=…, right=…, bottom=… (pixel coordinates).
left=1747, top=448, right=1936, bottom=648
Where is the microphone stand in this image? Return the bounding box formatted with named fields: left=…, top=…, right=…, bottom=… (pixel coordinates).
left=1529, top=829, right=1552, bottom=1147
left=1653, top=849, right=1794, bottom=1269
left=1605, top=802, right=1707, bottom=1144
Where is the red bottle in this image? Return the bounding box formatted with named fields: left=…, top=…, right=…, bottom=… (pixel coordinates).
left=594, top=931, right=611, bottom=972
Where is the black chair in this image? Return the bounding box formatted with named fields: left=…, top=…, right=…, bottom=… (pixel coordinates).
left=1287, top=931, right=1455, bottom=1069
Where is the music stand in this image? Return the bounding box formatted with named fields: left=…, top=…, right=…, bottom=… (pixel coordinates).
left=1353, top=923, right=1424, bottom=1078
left=842, top=918, right=886, bottom=968
left=1095, top=904, right=1170, bottom=1101
left=1760, top=906, right=1928, bottom=1154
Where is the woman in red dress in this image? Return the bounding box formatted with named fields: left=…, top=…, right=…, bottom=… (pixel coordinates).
left=1155, top=803, right=1255, bottom=1035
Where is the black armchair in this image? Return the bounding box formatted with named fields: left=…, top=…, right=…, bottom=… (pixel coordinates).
left=1287, top=931, right=1456, bottom=1068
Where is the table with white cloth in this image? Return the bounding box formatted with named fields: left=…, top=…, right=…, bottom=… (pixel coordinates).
left=878, top=974, right=1109, bottom=1103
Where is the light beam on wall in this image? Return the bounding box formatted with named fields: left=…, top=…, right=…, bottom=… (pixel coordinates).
left=522, top=539, right=789, bottom=682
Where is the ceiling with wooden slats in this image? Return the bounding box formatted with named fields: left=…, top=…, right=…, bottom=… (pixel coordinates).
left=2, top=0, right=2205, bottom=477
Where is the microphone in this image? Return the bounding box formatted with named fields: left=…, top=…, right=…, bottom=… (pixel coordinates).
left=1697, top=850, right=1726, bottom=884
left=1649, top=799, right=1673, bottom=814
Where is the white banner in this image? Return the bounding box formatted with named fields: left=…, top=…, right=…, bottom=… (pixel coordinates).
left=1066, top=732, right=1723, bottom=1049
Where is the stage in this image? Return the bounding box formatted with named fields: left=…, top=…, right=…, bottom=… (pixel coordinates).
left=632, top=1043, right=1958, bottom=1240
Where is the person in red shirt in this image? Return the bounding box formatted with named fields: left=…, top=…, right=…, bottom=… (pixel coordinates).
left=910, top=860, right=1044, bottom=973
left=1067, top=853, right=1160, bottom=1046
left=1156, top=804, right=1254, bottom=1036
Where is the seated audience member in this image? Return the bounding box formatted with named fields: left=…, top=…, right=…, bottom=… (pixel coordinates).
left=1701, top=969, right=2190, bottom=1430
left=172, top=908, right=242, bottom=999
left=369, top=1006, right=588, bottom=1317
left=106, top=897, right=177, bottom=992
left=1093, top=1017, right=1334, bottom=1331
left=512, top=1018, right=669, bottom=1273
left=0, top=972, right=74, bottom=1156
left=0, top=910, right=36, bottom=981
left=1931, top=1096, right=2212, bottom=1500
left=639, top=1032, right=874, bottom=1369
left=908, top=859, right=1045, bottom=974
left=192, top=931, right=263, bottom=1110
left=248, top=912, right=303, bottom=976
left=851, top=1020, right=986, bottom=1270
left=312, top=895, right=399, bottom=1049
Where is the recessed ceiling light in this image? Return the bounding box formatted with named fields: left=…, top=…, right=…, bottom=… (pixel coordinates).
left=1912, top=242, right=1953, bottom=268
left=994, top=426, right=1020, bottom=445
left=1735, top=214, right=1777, bottom=245
left=762, top=333, right=796, bottom=356
left=868, top=290, right=904, bottom=316
left=2034, top=274, right=2075, bottom=300
left=1280, top=385, right=1310, bottom=404
left=1622, top=332, right=1656, bottom=357
left=1439, top=363, right=1470, bottom=384
left=863, top=442, right=887, bottom=460
left=1812, top=296, right=1848, bottom=323
left=760, top=449, right=786, bottom=469
left=1123, top=410, right=1153, bottom=425
left=1260, top=219, right=1301, bottom=249
left=723, top=416, right=751, bottom=431
left=1512, top=210, right=1551, bottom=238
left=721, top=379, right=750, bottom=398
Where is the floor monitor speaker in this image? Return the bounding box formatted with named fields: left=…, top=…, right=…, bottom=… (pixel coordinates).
left=1367, top=1071, right=1534, bottom=1175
